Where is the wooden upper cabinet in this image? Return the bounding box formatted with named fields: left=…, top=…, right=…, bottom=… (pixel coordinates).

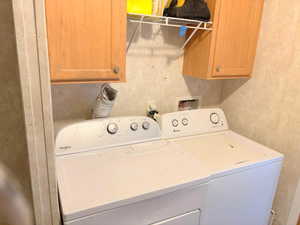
left=45, top=0, right=126, bottom=84
left=183, top=0, right=264, bottom=79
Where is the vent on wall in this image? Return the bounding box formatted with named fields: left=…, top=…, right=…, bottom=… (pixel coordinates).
left=176, top=96, right=201, bottom=111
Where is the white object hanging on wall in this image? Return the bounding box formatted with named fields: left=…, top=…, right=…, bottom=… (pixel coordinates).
left=91, top=84, right=118, bottom=119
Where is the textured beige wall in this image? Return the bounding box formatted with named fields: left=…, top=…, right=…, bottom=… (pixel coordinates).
left=52, top=24, right=223, bottom=121
left=0, top=0, right=33, bottom=221
left=221, top=0, right=300, bottom=225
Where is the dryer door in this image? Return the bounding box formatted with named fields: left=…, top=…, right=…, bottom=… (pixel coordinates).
left=151, top=210, right=200, bottom=225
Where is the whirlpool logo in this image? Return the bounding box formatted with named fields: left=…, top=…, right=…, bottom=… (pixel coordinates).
left=59, top=146, right=72, bottom=150
left=173, top=129, right=181, bottom=133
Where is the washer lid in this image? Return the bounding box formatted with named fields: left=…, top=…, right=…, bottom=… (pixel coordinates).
left=169, top=130, right=284, bottom=177
left=57, top=140, right=210, bottom=222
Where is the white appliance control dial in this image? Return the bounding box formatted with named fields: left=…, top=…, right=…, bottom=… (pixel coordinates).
left=130, top=122, right=138, bottom=131
left=142, top=121, right=150, bottom=130
left=172, top=119, right=179, bottom=127
left=182, top=118, right=189, bottom=126
left=107, top=122, right=119, bottom=134
left=210, top=113, right=220, bottom=124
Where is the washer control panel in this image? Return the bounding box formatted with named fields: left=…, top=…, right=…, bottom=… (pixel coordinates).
left=55, top=117, right=160, bottom=155
left=159, top=108, right=228, bottom=139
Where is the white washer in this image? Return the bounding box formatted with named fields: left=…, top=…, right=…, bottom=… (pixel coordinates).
left=55, top=117, right=209, bottom=225
left=55, top=109, right=283, bottom=225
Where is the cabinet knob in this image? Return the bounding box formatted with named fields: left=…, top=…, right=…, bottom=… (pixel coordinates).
left=216, top=66, right=221, bottom=72
left=113, top=66, right=120, bottom=74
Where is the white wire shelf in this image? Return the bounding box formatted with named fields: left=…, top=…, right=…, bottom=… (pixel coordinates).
left=127, top=13, right=213, bottom=52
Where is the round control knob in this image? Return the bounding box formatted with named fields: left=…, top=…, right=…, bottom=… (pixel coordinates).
left=182, top=118, right=189, bottom=126
left=142, top=121, right=150, bottom=130
left=172, top=119, right=179, bottom=127
left=130, top=122, right=138, bottom=131
left=107, top=122, right=119, bottom=134
left=210, top=113, right=220, bottom=124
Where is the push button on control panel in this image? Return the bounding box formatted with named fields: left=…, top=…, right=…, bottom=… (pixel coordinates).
left=130, top=122, right=138, bottom=131
left=142, top=121, right=150, bottom=130
left=172, top=119, right=179, bottom=127
left=107, top=123, right=119, bottom=135
left=182, top=118, right=189, bottom=126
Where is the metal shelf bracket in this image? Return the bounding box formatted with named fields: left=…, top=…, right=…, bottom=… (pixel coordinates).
left=127, top=13, right=213, bottom=52
left=127, top=15, right=145, bottom=53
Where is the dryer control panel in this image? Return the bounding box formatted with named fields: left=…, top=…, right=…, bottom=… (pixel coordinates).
left=55, top=117, right=160, bottom=155
left=159, top=108, right=228, bottom=139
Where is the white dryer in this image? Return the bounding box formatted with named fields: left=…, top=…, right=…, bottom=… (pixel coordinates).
left=159, top=108, right=283, bottom=225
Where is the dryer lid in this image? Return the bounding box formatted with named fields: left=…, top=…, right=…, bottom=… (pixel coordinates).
left=169, top=130, right=284, bottom=177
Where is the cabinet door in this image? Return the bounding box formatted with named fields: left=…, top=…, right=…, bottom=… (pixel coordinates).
left=46, top=0, right=126, bottom=83
left=212, top=0, right=264, bottom=77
